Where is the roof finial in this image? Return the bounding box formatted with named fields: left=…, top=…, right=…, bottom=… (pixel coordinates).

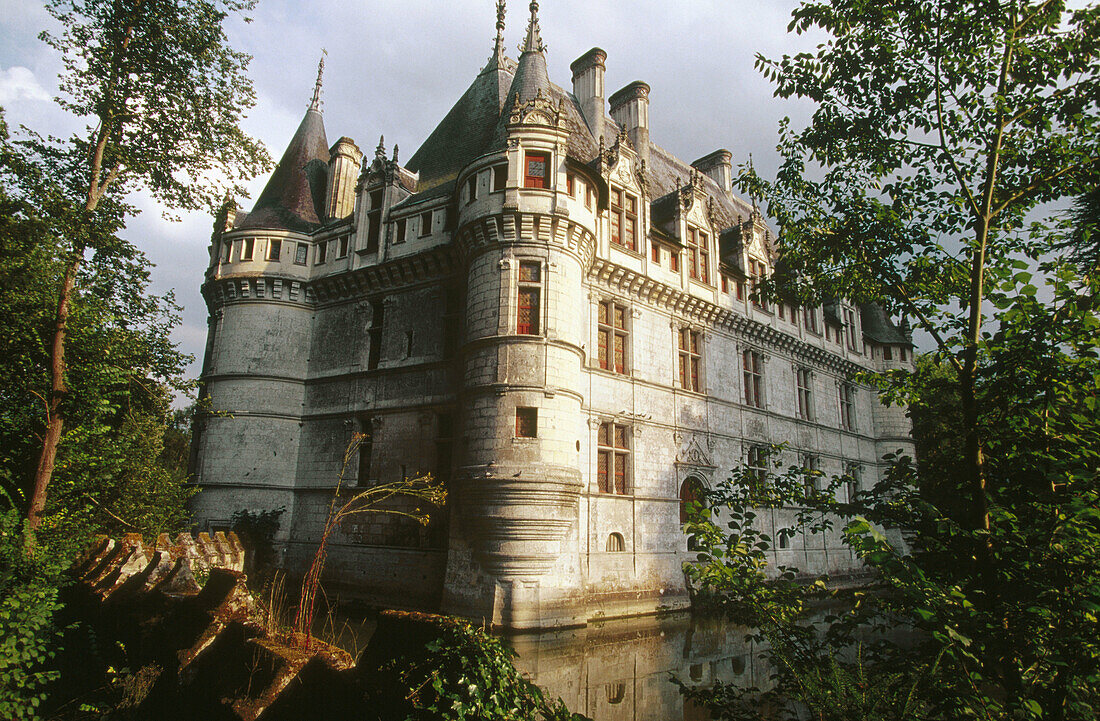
left=748, top=152, right=761, bottom=215
left=494, top=0, right=507, bottom=56
left=308, top=49, right=327, bottom=112
left=521, top=0, right=545, bottom=54
left=376, top=135, right=386, bottom=162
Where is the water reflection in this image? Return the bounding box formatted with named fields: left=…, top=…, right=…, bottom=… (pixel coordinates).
left=505, top=613, right=768, bottom=721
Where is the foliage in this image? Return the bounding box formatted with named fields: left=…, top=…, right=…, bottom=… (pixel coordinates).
left=367, top=617, right=589, bottom=721
left=0, top=509, right=66, bottom=720
left=0, top=109, right=195, bottom=548
left=230, top=506, right=285, bottom=581
left=20, top=0, right=270, bottom=532
left=295, top=434, right=447, bottom=649
left=690, top=1, right=1100, bottom=719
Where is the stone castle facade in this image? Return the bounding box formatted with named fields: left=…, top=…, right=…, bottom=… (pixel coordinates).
left=189, top=3, right=915, bottom=630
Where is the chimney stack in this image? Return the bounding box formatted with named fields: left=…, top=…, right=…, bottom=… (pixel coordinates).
left=325, top=137, right=363, bottom=221
left=609, top=81, right=650, bottom=164
left=692, top=149, right=733, bottom=195
left=571, top=47, right=606, bottom=142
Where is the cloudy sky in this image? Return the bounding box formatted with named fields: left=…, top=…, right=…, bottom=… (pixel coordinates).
left=0, top=0, right=820, bottom=401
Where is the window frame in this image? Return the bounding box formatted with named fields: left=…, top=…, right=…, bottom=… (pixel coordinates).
left=796, top=367, right=814, bottom=421
left=419, top=210, right=433, bottom=238
left=686, top=226, right=710, bottom=284
left=315, top=240, right=328, bottom=265
left=678, top=327, right=702, bottom=392
left=466, top=174, right=478, bottom=204
left=597, top=421, right=630, bottom=495
left=241, top=237, right=255, bottom=261
left=839, top=382, right=857, bottom=431
left=748, top=257, right=768, bottom=310
left=743, top=349, right=765, bottom=408
left=266, top=238, right=281, bottom=261
left=609, top=186, right=638, bottom=251
left=515, top=407, right=538, bottom=438
left=337, top=235, right=349, bottom=259
left=493, top=164, right=508, bottom=192
left=843, top=308, right=859, bottom=351
left=294, top=243, right=308, bottom=265
left=517, top=260, right=542, bottom=335
left=524, top=151, right=551, bottom=189
left=598, top=299, right=629, bottom=374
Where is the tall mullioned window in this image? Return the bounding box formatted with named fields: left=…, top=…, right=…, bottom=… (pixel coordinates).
left=366, top=189, right=383, bottom=253
left=746, top=445, right=768, bottom=497
left=686, top=226, right=710, bottom=283
left=597, top=422, right=629, bottom=494
left=839, top=383, right=856, bottom=431
left=843, top=307, right=859, bottom=351
left=517, top=261, right=542, bottom=335
left=743, top=350, right=765, bottom=408
left=748, top=258, right=767, bottom=310
left=678, top=328, right=702, bottom=392
left=796, top=367, right=814, bottom=420
left=598, top=299, right=628, bottom=374
left=610, top=187, right=638, bottom=251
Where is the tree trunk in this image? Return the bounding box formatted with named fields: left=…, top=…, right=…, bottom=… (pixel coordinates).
left=27, top=251, right=80, bottom=533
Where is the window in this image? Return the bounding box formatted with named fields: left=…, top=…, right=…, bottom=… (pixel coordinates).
left=515, top=407, right=538, bottom=438
left=900, top=346, right=908, bottom=362
left=585, top=183, right=594, bottom=210
left=721, top=275, right=728, bottom=293
left=395, top=218, right=407, bottom=243
left=356, top=417, right=375, bottom=487
left=670, top=249, right=680, bottom=272
left=743, top=350, right=765, bottom=408
left=802, top=454, right=821, bottom=499
left=315, top=241, right=327, bottom=265
left=796, top=367, right=814, bottom=421
left=839, top=383, right=856, bottom=431
left=517, top=261, right=542, bottom=335
left=736, top=280, right=744, bottom=300
left=748, top=258, right=767, bottom=310
left=598, top=299, right=628, bottom=374
left=746, top=445, right=768, bottom=497
left=606, top=683, right=626, bottom=705
left=597, top=422, right=629, bottom=494
left=524, top=151, right=550, bottom=189
left=493, top=164, right=507, bottom=192
left=778, top=303, right=786, bottom=321
left=366, top=189, right=383, bottom=253
left=266, top=239, right=281, bottom=261
left=883, top=345, right=894, bottom=361
left=566, top=173, right=575, bottom=197
left=803, top=306, right=819, bottom=333
left=843, top=308, right=859, bottom=351
left=367, top=299, right=384, bottom=370
left=442, top=286, right=461, bottom=359
left=686, top=226, right=710, bottom=283
left=435, top=413, right=454, bottom=484
left=651, top=243, right=661, bottom=263
left=777, top=530, right=790, bottom=549
left=678, top=328, right=702, bottom=392
left=337, top=235, right=349, bottom=258
left=241, top=237, right=255, bottom=261
left=845, top=464, right=862, bottom=503
left=222, top=239, right=232, bottom=262
left=606, top=533, right=625, bottom=552
left=466, top=174, right=478, bottom=204
left=679, top=478, right=703, bottom=524
left=610, top=187, right=638, bottom=251
left=419, top=210, right=433, bottom=237
left=294, top=243, right=308, bottom=265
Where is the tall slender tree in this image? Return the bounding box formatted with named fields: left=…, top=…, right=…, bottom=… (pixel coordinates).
left=24, top=0, right=270, bottom=532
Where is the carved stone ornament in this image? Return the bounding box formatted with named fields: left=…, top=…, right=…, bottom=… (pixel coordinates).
left=676, top=434, right=714, bottom=468
left=509, top=90, right=567, bottom=129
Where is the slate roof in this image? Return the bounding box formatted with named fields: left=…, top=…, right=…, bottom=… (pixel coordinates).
left=860, top=302, right=911, bottom=345
left=238, top=107, right=330, bottom=233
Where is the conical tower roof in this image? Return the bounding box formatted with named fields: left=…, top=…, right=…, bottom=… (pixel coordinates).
left=239, top=58, right=331, bottom=232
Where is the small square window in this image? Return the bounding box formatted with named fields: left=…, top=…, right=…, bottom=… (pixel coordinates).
left=515, top=407, right=538, bottom=438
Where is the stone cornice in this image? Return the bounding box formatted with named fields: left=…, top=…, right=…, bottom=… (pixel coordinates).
left=587, top=258, right=869, bottom=377
left=311, top=245, right=459, bottom=304
left=456, top=210, right=596, bottom=269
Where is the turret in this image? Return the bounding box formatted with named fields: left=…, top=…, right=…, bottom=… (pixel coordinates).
left=571, top=47, right=606, bottom=141
left=609, top=81, right=650, bottom=165
left=692, top=149, right=733, bottom=195
left=325, top=137, right=362, bottom=221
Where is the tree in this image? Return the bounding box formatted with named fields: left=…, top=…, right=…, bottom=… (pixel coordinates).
left=24, top=0, right=270, bottom=532
left=1, top=109, right=195, bottom=546
left=679, top=1, right=1100, bottom=717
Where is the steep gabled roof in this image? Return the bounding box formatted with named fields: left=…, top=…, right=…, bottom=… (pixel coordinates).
left=860, top=303, right=911, bottom=345
left=238, top=106, right=330, bottom=233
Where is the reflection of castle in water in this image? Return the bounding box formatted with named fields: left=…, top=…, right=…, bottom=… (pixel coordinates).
left=508, top=613, right=769, bottom=720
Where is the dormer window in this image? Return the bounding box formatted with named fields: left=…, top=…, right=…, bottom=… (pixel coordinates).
left=524, top=151, right=550, bottom=189
left=610, top=187, right=638, bottom=251
left=686, top=227, right=710, bottom=284
left=748, top=258, right=767, bottom=310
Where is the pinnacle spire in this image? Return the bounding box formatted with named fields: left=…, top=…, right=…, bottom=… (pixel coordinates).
left=308, top=49, right=327, bottom=112
left=521, top=1, right=545, bottom=54
left=494, top=0, right=507, bottom=58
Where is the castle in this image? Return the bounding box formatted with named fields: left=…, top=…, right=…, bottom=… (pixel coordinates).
left=189, top=2, right=915, bottom=630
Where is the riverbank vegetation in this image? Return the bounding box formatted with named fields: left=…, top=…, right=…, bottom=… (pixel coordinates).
left=680, top=0, right=1100, bottom=718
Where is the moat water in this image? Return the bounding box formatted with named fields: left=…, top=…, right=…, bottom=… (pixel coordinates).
left=503, top=613, right=768, bottom=721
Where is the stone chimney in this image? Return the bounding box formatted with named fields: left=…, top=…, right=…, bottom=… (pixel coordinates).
left=325, top=136, right=363, bottom=221
left=570, top=47, right=606, bottom=141
left=692, top=149, right=733, bottom=195
left=609, top=81, right=650, bottom=164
